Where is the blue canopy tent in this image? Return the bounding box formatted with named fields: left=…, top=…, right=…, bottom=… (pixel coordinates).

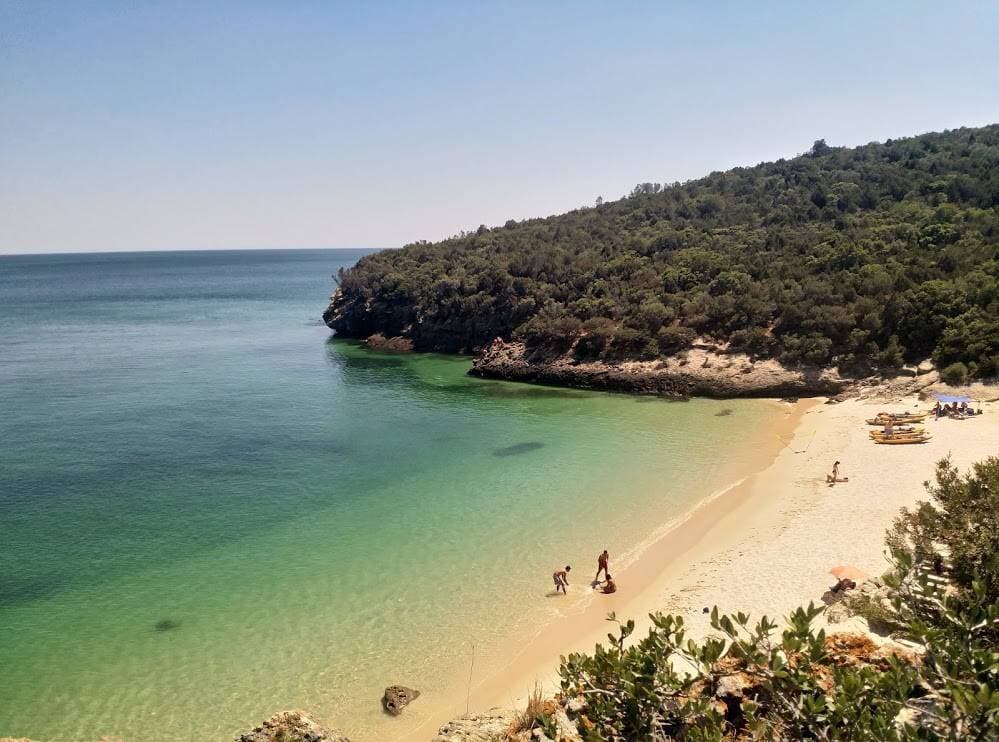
left=933, top=393, right=973, bottom=404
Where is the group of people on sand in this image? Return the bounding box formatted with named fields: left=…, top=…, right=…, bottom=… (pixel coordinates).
left=552, top=550, right=616, bottom=595
left=933, top=401, right=980, bottom=420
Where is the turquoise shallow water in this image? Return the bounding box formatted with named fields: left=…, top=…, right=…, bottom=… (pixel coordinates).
left=0, top=250, right=780, bottom=741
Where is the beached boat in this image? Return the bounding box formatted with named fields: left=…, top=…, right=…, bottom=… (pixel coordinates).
left=866, top=414, right=927, bottom=425
left=869, top=427, right=924, bottom=437
left=872, top=435, right=931, bottom=444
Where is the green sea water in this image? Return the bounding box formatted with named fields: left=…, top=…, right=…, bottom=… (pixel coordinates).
left=0, top=249, right=780, bottom=741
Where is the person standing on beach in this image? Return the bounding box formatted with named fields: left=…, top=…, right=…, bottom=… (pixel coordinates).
left=553, top=565, right=571, bottom=594
left=595, top=550, right=609, bottom=583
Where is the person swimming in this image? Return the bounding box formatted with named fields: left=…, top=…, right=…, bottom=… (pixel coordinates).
left=553, top=565, right=571, bottom=594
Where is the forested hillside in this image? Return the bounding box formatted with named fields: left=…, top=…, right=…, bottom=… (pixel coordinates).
left=326, top=125, right=999, bottom=380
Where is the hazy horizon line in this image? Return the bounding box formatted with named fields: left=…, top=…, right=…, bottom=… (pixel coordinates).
left=0, top=245, right=393, bottom=258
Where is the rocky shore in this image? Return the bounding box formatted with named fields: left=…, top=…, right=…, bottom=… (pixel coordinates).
left=323, top=284, right=943, bottom=400
left=469, top=341, right=940, bottom=399
left=234, top=711, right=352, bottom=742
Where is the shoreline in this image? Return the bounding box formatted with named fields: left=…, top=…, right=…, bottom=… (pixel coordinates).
left=411, top=391, right=999, bottom=740
left=468, top=397, right=813, bottom=715
left=396, top=397, right=814, bottom=740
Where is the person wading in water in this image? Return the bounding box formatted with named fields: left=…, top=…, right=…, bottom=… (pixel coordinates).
left=594, top=550, right=609, bottom=584
left=553, top=565, right=571, bottom=595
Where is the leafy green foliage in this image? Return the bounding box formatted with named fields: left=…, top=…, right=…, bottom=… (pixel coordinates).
left=889, top=456, right=999, bottom=615
left=328, top=125, right=999, bottom=377
left=940, top=362, right=970, bottom=386
left=557, top=605, right=918, bottom=740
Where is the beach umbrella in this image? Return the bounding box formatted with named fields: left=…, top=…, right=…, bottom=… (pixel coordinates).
left=830, top=565, right=866, bottom=581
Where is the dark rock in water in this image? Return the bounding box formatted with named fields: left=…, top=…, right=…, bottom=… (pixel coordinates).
left=493, top=441, right=544, bottom=457
left=235, top=710, right=351, bottom=742
left=382, top=685, right=420, bottom=715
left=154, top=619, right=180, bottom=632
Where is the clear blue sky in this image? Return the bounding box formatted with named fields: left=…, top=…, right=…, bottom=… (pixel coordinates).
left=2, top=1, right=997, bottom=254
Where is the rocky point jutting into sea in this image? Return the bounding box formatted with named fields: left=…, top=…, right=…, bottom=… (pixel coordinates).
left=326, top=321, right=945, bottom=399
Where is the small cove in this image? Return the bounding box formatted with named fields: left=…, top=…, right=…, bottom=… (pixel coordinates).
left=0, top=249, right=782, bottom=740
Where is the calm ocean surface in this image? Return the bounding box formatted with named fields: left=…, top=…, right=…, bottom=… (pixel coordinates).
left=0, top=249, right=779, bottom=740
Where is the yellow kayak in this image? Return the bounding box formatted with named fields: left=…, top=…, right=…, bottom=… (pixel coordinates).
left=869, top=427, right=924, bottom=437
left=871, top=433, right=932, bottom=444
left=866, top=414, right=927, bottom=425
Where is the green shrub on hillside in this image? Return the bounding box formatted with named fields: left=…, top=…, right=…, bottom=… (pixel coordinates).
left=327, top=126, right=999, bottom=379
left=940, top=362, right=970, bottom=386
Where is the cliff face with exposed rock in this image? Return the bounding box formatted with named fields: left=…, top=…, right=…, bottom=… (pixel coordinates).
left=470, top=341, right=849, bottom=398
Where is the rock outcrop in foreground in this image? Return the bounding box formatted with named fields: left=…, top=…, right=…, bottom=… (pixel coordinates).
left=471, top=341, right=848, bottom=398
left=235, top=711, right=351, bottom=742
left=432, top=708, right=520, bottom=741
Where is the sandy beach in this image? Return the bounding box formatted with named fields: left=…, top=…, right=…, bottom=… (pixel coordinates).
left=407, top=390, right=999, bottom=739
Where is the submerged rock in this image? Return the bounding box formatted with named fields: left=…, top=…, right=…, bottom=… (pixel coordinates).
left=493, top=441, right=544, bottom=457
left=234, top=710, right=351, bottom=742
left=365, top=333, right=414, bottom=352
left=382, top=685, right=420, bottom=715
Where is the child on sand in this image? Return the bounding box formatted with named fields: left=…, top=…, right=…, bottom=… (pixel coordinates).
left=553, top=565, right=571, bottom=594
left=601, top=574, right=617, bottom=594
left=826, top=461, right=848, bottom=485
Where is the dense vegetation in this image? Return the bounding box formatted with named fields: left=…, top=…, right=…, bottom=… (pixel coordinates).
left=327, top=125, right=999, bottom=378
left=521, top=457, right=998, bottom=740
